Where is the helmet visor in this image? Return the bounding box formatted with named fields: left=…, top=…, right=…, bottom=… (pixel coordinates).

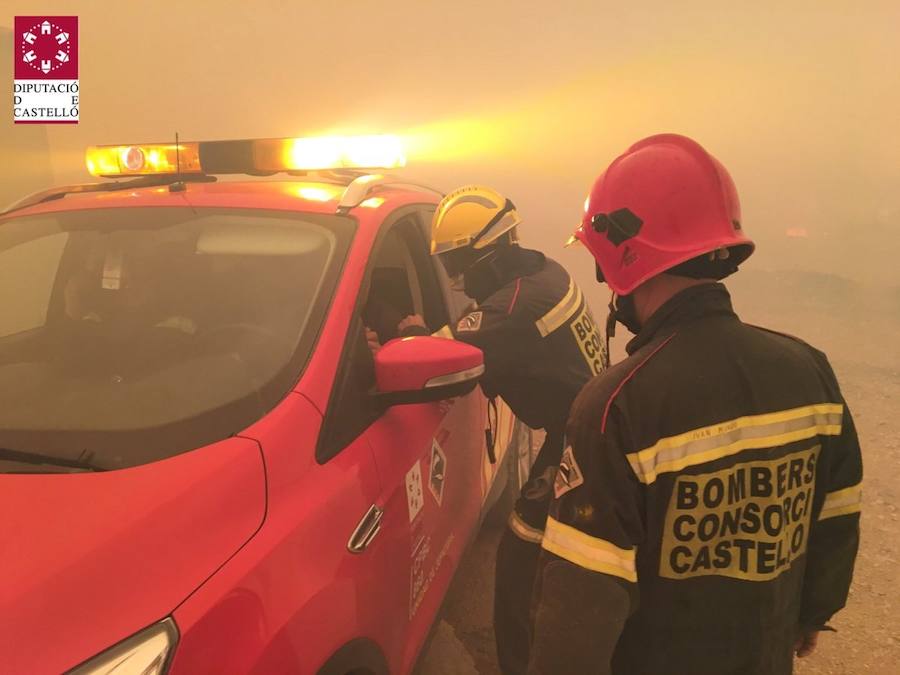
left=438, top=247, right=479, bottom=279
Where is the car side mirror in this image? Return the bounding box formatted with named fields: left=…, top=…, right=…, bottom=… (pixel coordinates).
left=373, top=336, right=484, bottom=407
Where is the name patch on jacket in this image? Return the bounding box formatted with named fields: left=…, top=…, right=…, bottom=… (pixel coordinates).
left=570, top=305, right=606, bottom=375
left=457, top=311, right=483, bottom=333
left=660, top=446, right=819, bottom=581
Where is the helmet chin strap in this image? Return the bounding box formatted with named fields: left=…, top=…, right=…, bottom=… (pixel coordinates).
left=605, top=290, right=618, bottom=362
left=463, top=246, right=504, bottom=302
left=605, top=290, right=645, bottom=351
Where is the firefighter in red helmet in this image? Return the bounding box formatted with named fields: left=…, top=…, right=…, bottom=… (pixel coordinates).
left=527, top=134, right=862, bottom=675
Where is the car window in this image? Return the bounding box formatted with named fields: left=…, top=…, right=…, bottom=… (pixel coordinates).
left=0, top=207, right=353, bottom=471
left=403, top=213, right=452, bottom=331
left=315, top=316, right=380, bottom=460
left=317, top=212, right=451, bottom=462
left=416, top=207, right=469, bottom=320
left=362, top=227, right=423, bottom=343
left=0, top=231, right=68, bottom=337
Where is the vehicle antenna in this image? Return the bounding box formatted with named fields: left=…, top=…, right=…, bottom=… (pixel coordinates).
left=170, top=131, right=187, bottom=193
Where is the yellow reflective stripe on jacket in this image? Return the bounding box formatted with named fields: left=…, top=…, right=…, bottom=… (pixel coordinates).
left=432, top=325, right=454, bottom=339
left=508, top=511, right=544, bottom=544
left=628, top=403, right=844, bottom=485
left=819, top=483, right=862, bottom=521
left=535, top=281, right=583, bottom=337
left=541, top=516, right=637, bottom=582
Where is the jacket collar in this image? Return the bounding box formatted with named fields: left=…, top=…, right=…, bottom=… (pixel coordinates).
left=470, top=246, right=545, bottom=301
left=497, top=246, right=544, bottom=282
left=626, top=282, right=737, bottom=355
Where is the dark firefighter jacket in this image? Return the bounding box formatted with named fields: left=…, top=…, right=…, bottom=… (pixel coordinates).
left=433, top=247, right=604, bottom=432
left=528, top=283, right=862, bottom=675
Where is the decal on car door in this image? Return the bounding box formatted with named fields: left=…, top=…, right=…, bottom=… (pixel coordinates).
left=428, top=439, right=447, bottom=506
left=409, top=533, right=455, bottom=619
left=406, top=461, right=424, bottom=522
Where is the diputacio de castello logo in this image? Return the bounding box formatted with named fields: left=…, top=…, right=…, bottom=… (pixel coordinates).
left=13, top=16, right=79, bottom=124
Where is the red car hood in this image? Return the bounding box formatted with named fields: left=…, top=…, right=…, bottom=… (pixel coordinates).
left=0, top=437, right=266, bottom=675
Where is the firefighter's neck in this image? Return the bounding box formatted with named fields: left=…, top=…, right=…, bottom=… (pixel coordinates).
left=633, top=275, right=717, bottom=325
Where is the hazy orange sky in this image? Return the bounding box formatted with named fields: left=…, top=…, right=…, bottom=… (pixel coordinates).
left=3, top=1, right=899, bottom=287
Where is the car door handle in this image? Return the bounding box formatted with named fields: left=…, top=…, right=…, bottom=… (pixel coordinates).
left=347, top=504, right=384, bottom=554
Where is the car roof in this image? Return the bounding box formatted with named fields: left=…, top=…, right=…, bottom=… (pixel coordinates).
left=0, top=176, right=442, bottom=229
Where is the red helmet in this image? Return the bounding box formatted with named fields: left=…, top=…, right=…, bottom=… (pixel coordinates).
left=574, top=134, right=754, bottom=296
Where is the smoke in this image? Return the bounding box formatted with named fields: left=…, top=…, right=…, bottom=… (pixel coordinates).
left=4, top=1, right=899, bottom=318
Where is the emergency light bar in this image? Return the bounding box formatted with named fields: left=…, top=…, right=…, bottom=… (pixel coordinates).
left=85, top=143, right=203, bottom=177
left=85, top=135, right=406, bottom=178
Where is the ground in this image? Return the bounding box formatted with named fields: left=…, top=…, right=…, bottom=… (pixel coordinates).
left=417, top=272, right=900, bottom=674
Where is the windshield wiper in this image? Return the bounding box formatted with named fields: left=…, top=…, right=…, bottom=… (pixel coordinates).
left=0, top=447, right=107, bottom=472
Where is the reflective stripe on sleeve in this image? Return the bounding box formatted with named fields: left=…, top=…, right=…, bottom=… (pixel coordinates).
left=818, top=483, right=862, bottom=521
left=627, top=403, right=844, bottom=485
left=508, top=511, right=544, bottom=544
left=541, top=516, right=637, bottom=582
left=535, top=281, right=583, bottom=337
left=432, top=325, right=454, bottom=339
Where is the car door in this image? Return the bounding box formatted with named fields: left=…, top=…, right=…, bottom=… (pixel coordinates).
left=366, top=212, right=487, bottom=672
left=315, top=210, right=485, bottom=674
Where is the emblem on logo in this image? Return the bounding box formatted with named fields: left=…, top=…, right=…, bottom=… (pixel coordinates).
left=554, top=446, right=585, bottom=499
left=457, top=311, right=483, bottom=333
left=19, top=19, right=73, bottom=75
left=621, top=245, right=638, bottom=267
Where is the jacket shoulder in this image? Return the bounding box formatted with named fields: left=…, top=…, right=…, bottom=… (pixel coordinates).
left=568, top=335, right=677, bottom=436
left=744, top=323, right=837, bottom=379
left=745, top=323, right=819, bottom=351
left=515, top=256, right=583, bottom=317
left=480, top=255, right=566, bottom=319
left=536, top=256, right=577, bottom=291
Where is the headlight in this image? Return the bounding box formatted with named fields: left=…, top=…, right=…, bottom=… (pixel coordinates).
left=68, top=618, right=178, bottom=675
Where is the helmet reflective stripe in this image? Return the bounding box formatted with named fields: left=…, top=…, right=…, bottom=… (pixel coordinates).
left=433, top=237, right=471, bottom=255
left=471, top=200, right=518, bottom=249
left=452, top=194, right=501, bottom=210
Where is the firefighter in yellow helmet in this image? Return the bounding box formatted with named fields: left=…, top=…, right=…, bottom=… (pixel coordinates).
left=399, top=186, right=607, bottom=674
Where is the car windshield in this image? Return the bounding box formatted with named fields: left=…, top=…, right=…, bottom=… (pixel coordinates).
left=0, top=206, right=353, bottom=471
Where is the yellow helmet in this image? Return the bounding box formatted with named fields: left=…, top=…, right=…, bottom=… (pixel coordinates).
left=430, top=185, right=521, bottom=255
